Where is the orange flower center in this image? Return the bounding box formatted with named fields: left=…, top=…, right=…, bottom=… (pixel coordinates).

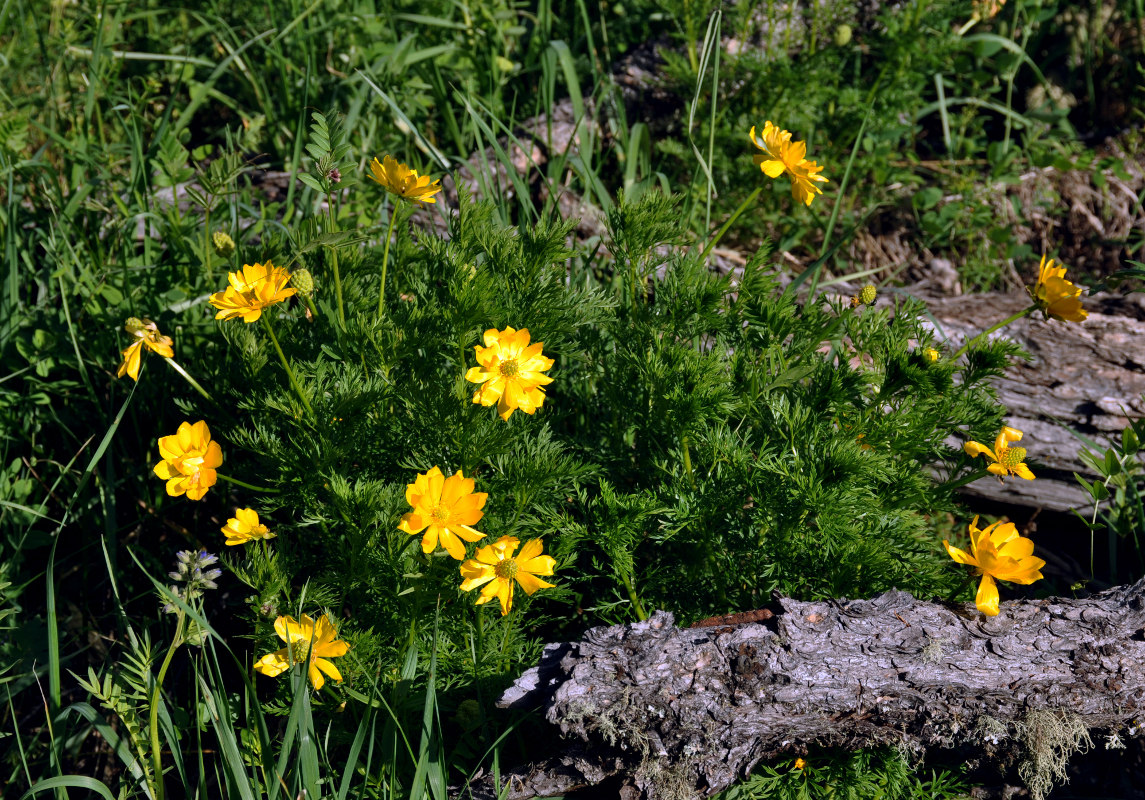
left=499, top=358, right=520, bottom=378
left=998, top=446, right=1026, bottom=469
left=430, top=505, right=451, bottom=523
left=494, top=559, right=518, bottom=579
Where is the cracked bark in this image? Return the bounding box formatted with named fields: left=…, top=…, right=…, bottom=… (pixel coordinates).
left=465, top=580, right=1145, bottom=800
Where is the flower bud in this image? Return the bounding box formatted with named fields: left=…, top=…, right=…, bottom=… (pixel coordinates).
left=212, top=230, right=236, bottom=257
left=291, top=268, right=315, bottom=296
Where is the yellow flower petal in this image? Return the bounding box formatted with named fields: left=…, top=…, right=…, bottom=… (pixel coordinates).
left=975, top=574, right=1001, bottom=616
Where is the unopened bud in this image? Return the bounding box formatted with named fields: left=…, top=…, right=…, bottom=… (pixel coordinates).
left=327, top=167, right=342, bottom=184
left=212, top=230, right=236, bottom=257
left=834, top=24, right=852, bottom=47
left=860, top=284, right=877, bottom=305
left=291, top=268, right=314, bottom=296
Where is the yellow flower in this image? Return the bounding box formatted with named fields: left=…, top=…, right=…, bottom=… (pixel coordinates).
left=749, top=122, right=829, bottom=206
left=1029, top=254, right=1087, bottom=323
left=153, top=420, right=223, bottom=500
left=116, top=318, right=174, bottom=382
left=465, top=326, right=555, bottom=421
left=398, top=466, right=487, bottom=560
left=209, top=261, right=298, bottom=323
left=367, top=155, right=443, bottom=204
left=460, top=535, right=556, bottom=616
left=222, top=508, right=276, bottom=546
left=943, top=516, right=1045, bottom=616
left=253, top=613, right=349, bottom=691
left=924, top=348, right=940, bottom=363
left=793, top=758, right=806, bottom=770
left=964, top=425, right=1035, bottom=480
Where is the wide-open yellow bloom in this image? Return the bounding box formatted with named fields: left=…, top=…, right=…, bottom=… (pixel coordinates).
left=117, top=318, right=174, bottom=381
left=749, top=122, right=829, bottom=206
left=253, top=613, right=349, bottom=691
left=944, top=516, right=1045, bottom=616
left=209, top=261, right=297, bottom=323
left=153, top=420, right=223, bottom=500
left=964, top=425, right=1035, bottom=480
left=460, top=535, right=556, bottom=616
left=368, top=155, right=443, bottom=204
left=465, top=326, right=554, bottom=421
left=1030, top=255, right=1087, bottom=323
left=222, top=508, right=276, bottom=546
left=399, top=466, right=487, bottom=560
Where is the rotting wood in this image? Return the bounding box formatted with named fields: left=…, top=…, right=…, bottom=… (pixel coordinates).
left=464, top=580, right=1145, bottom=800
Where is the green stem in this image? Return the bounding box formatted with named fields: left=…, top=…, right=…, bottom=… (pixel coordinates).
left=149, top=614, right=186, bottom=800
left=216, top=473, right=281, bottom=493
left=952, top=306, right=1036, bottom=360
left=681, top=434, right=696, bottom=490
left=699, top=186, right=761, bottom=266
left=327, top=199, right=345, bottom=327
left=377, top=203, right=400, bottom=318
left=938, top=468, right=990, bottom=492
left=163, top=357, right=213, bottom=402
left=620, top=569, right=648, bottom=621
left=260, top=315, right=314, bottom=418
left=204, top=205, right=213, bottom=283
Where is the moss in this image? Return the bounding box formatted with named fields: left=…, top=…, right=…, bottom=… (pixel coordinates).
left=1015, top=710, right=1092, bottom=800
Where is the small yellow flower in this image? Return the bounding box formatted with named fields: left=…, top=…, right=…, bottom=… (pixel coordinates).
left=944, top=516, right=1045, bottom=616
left=793, top=758, right=806, bottom=770
left=222, top=508, right=276, bottom=546
left=460, top=535, right=556, bottom=616
left=367, top=155, right=443, bottom=204
left=465, top=326, right=555, bottom=421
left=153, top=420, right=223, bottom=500
left=253, top=613, right=349, bottom=691
left=117, top=318, right=174, bottom=382
left=924, top=347, right=940, bottom=363
left=1029, top=254, right=1087, bottom=323
left=964, top=426, right=1035, bottom=480
left=398, top=466, right=487, bottom=560
left=749, top=122, right=829, bottom=206
left=209, top=261, right=298, bottom=323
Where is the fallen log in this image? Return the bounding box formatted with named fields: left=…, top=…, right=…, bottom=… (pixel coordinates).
left=471, top=580, right=1145, bottom=800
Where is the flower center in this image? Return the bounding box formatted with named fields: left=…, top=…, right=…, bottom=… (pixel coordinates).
left=430, top=505, right=451, bottom=523
left=494, top=559, right=518, bottom=580
left=998, top=446, right=1026, bottom=468
left=499, top=358, right=520, bottom=378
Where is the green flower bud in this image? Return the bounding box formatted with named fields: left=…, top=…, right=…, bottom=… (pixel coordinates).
left=291, top=268, right=315, bottom=296
left=834, top=24, right=852, bottom=47
left=212, top=230, right=236, bottom=257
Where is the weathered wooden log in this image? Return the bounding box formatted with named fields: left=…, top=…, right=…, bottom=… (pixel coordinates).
left=471, top=581, right=1145, bottom=800
left=922, top=291, right=1145, bottom=512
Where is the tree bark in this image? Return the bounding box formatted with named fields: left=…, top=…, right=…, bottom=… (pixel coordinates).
left=470, top=581, right=1145, bottom=800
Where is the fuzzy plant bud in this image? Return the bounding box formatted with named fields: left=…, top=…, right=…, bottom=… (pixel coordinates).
left=851, top=284, right=877, bottom=308
left=163, top=549, right=223, bottom=613
left=212, top=230, right=236, bottom=257
left=291, top=268, right=315, bottom=296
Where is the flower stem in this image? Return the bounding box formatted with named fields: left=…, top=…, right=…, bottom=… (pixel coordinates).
left=377, top=202, right=400, bottom=318
left=620, top=569, right=648, bottom=621
left=698, top=186, right=761, bottom=266
left=952, top=306, right=1036, bottom=360
left=163, top=357, right=213, bottom=402
left=327, top=200, right=346, bottom=328
left=217, top=473, right=281, bottom=493
left=938, top=468, right=990, bottom=492
left=149, top=613, right=186, bottom=800
left=260, top=315, right=314, bottom=418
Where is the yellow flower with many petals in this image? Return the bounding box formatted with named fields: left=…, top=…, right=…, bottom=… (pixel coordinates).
left=209, top=261, right=298, bottom=323
left=117, top=318, right=175, bottom=382
left=964, top=425, right=1035, bottom=480
left=399, top=466, right=487, bottom=560
left=465, top=326, right=554, bottom=421
left=944, top=516, right=1045, bottom=616
left=222, top=508, right=276, bottom=546
left=368, top=155, right=443, bottom=204
left=460, top=535, right=556, bottom=616
left=253, top=613, right=349, bottom=691
left=153, top=420, right=223, bottom=501
left=1029, top=254, right=1087, bottom=323
left=749, top=122, right=829, bottom=206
